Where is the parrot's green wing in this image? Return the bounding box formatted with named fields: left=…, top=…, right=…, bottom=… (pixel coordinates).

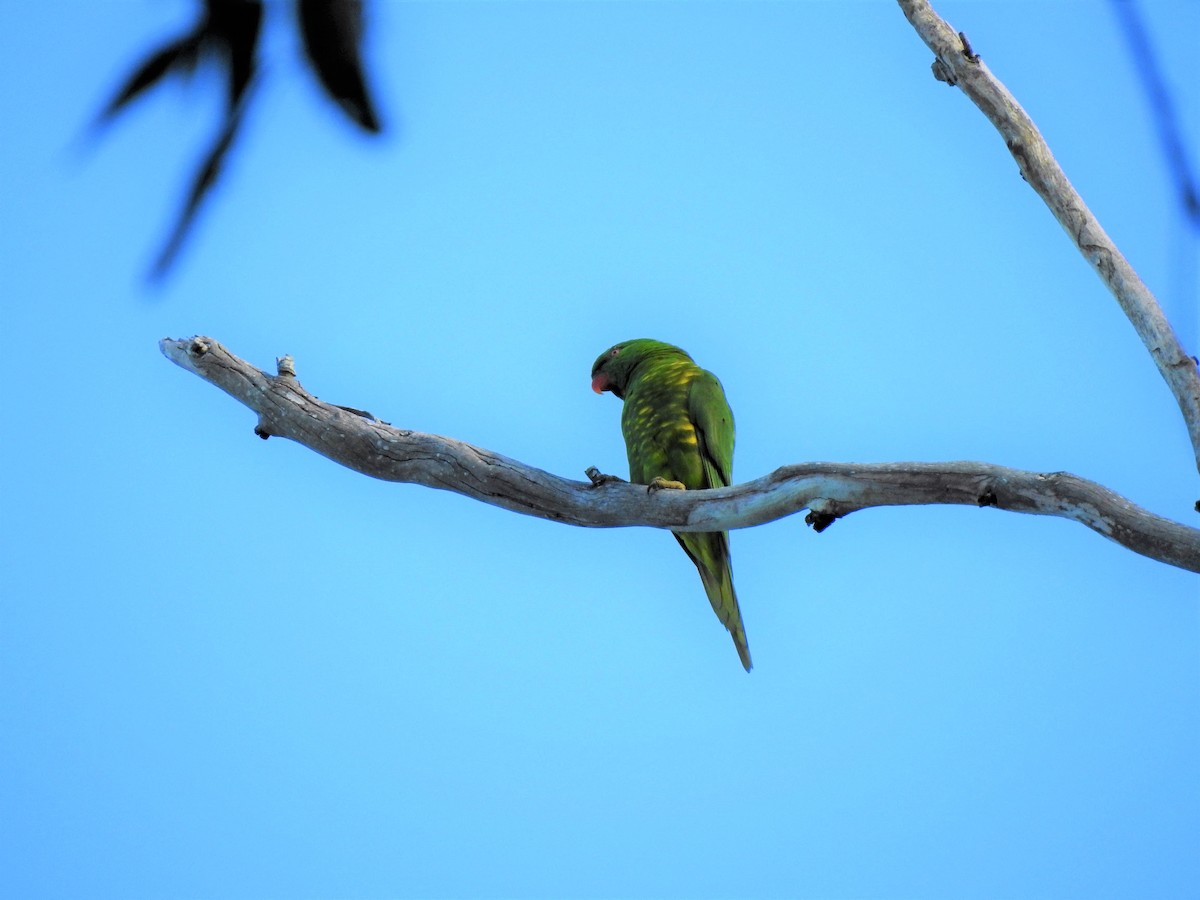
left=677, top=367, right=750, bottom=670
left=687, top=370, right=734, bottom=489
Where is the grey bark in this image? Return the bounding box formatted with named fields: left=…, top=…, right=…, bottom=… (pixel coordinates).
left=160, top=337, right=1200, bottom=573
left=897, top=0, right=1200, bottom=476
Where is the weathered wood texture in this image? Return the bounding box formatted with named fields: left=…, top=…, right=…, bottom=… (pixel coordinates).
left=160, top=337, right=1200, bottom=572
left=897, top=0, right=1200, bottom=475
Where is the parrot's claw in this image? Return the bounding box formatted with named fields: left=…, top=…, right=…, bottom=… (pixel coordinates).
left=647, top=476, right=687, bottom=493
left=585, top=466, right=626, bottom=487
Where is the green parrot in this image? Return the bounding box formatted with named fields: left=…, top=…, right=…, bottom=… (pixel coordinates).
left=591, top=338, right=751, bottom=671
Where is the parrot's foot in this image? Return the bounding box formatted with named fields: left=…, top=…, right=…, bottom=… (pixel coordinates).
left=585, top=466, right=626, bottom=487
left=647, top=476, right=687, bottom=493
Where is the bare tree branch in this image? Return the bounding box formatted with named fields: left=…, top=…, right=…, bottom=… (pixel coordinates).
left=897, top=0, right=1200, bottom=477
left=159, top=337, right=1200, bottom=573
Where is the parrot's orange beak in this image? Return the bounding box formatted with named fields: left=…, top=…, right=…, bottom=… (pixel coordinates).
left=591, top=373, right=610, bottom=394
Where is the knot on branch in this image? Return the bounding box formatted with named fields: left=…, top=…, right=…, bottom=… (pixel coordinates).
left=805, top=498, right=841, bottom=533
left=931, top=32, right=978, bottom=86
left=805, top=510, right=837, bottom=533
left=931, top=58, right=956, bottom=86
left=958, top=31, right=978, bottom=63
left=585, top=466, right=626, bottom=487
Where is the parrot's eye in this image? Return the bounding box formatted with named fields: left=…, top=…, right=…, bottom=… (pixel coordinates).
left=610, top=347, right=620, bottom=358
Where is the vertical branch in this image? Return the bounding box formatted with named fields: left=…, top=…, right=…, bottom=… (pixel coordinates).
left=897, top=0, right=1200, bottom=481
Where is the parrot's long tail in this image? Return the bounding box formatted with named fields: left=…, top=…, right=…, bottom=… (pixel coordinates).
left=702, top=564, right=753, bottom=672
left=678, top=530, right=752, bottom=672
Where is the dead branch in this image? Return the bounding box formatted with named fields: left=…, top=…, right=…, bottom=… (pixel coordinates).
left=160, top=336, right=1200, bottom=573
left=896, top=0, right=1200, bottom=477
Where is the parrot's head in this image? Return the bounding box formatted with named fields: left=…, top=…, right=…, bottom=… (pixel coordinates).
left=591, top=339, right=689, bottom=400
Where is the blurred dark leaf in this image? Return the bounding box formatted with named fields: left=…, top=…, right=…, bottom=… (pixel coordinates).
left=96, top=0, right=264, bottom=280
left=214, top=0, right=264, bottom=112
left=97, top=0, right=262, bottom=125
left=299, top=0, right=382, bottom=133
left=152, top=83, right=255, bottom=280
left=95, top=35, right=202, bottom=124
left=94, top=0, right=384, bottom=282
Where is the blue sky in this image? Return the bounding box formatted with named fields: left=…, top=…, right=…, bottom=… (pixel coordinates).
left=2, top=2, right=1198, bottom=897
